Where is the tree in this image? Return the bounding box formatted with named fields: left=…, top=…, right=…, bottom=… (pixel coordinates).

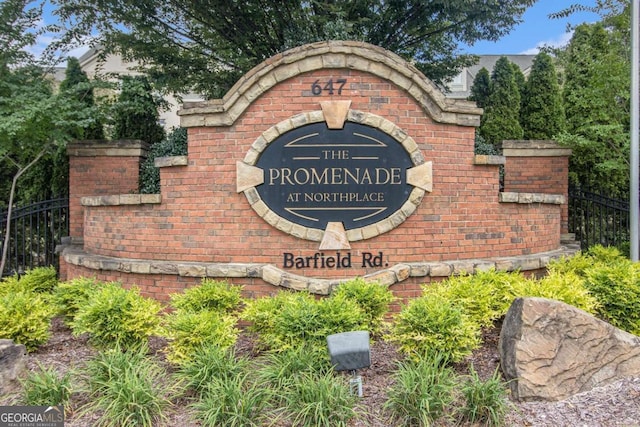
left=60, top=57, right=105, bottom=140
left=520, top=52, right=565, bottom=140
left=511, top=61, right=527, bottom=104
left=0, top=0, right=94, bottom=274
left=112, top=75, right=165, bottom=146
left=469, top=67, right=491, bottom=108
left=479, top=56, right=523, bottom=148
left=51, top=0, right=535, bottom=98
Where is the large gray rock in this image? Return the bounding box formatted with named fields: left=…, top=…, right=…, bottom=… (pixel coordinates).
left=0, top=339, right=26, bottom=393
left=499, top=297, right=640, bottom=401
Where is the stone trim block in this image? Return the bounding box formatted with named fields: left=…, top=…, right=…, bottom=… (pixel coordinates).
left=499, top=192, right=565, bottom=205
left=155, top=156, right=188, bottom=167
left=81, top=194, right=162, bottom=206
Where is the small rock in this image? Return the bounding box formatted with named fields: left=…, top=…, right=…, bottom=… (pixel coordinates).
left=0, top=339, right=26, bottom=393
left=499, top=297, right=640, bottom=401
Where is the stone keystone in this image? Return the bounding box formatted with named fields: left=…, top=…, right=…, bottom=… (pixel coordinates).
left=500, top=297, right=640, bottom=401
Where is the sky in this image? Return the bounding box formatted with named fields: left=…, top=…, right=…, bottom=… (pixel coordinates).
left=34, top=0, right=603, bottom=60
left=464, top=0, right=601, bottom=55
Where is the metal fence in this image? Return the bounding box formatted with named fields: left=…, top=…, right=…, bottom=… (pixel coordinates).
left=568, top=185, right=630, bottom=252
left=0, top=198, right=69, bottom=277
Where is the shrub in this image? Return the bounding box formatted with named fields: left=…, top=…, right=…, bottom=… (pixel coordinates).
left=164, top=310, right=239, bottom=364
left=21, top=363, right=72, bottom=407
left=331, top=278, right=394, bottom=335
left=384, top=353, right=456, bottom=426
left=0, top=290, right=54, bottom=351
left=459, top=366, right=509, bottom=426
left=242, top=291, right=364, bottom=355
left=53, top=277, right=103, bottom=324
left=170, top=279, right=243, bottom=314
left=282, top=371, right=358, bottom=427
left=174, top=345, right=249, bottom=396
left=389, top=293, right=481, bottom=362
left=139, top=127, right=187, bottom=194
left=81, top=346, right=172, bottom=427
left=256, top=344, right=331, bottom=391
left=510, top=271, right=599, bottom=314
left=72, top=283, right=162, bottom=349
left=15, top=266, right=58, bottom=293
left=191, top=372, right=273, bottom=427
left=584, top=260, right=640, bottom=334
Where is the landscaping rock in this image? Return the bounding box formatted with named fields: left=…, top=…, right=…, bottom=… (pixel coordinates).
left=0, top=339, right=26, bottom=393
left=499, top=297, right=640, bottom=401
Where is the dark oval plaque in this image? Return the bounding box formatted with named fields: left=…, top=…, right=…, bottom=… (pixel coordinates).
left=255, top=122, right=414, bottom=230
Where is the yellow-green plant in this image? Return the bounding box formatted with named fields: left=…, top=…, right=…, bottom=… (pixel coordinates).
left=170, top=279, right=243, bottom=314
left=72, top=283, right=162, bottom=349
left=389, top=293, right=481, bottom=362
left=0, top=266, right=58, bottom=296
left=52, top=277, right=103, bottom=324
left=331, top=278, right=394, bottom=335
left=164, top=310, right=239, bottom=364
left=0, top=290, right=54, bottom=351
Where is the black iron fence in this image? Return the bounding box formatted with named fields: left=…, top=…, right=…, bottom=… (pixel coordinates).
left=568, top=185, right=630, bottom=252
left=0, top=198, right=69, bottom=277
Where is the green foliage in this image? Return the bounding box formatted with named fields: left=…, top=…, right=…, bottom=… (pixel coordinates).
left=282, top=371, right=358, bottom=427
left=174, top=345, right=249, bottom=396
left=509, top=271, right=599, bottom=314
left=139, top=127, right=188, bottom=194
left=242, top=291, right=365, bottom=355
left=71, top=282, right=162, bottom=349
left=459, top=366, right=509, bottom=426
left=331, top=278, right=394, bottom=335
left=52, top=277, right=102, bottom=324
left=59, top=57, right=104, bottom=139
left=112, top=75, right=165, bottom=145
left=0, top=290, right=54, bottom=351
left=469, top=67, right=491, bottom=108
left=384, top=353, right=456, bottom=426
left=164, top=310, right=239, bottom=365
left=54, top=0, right=535, bottom=98
left=479, top=56, right=524, bottom=148
left=256, top=345, right=331, bottom=391
left=191, top=372, right=273, bottom=427
left=21, top=363, right=72, bottom=407
left=82, top=346, right=172, bottom=427
left=520, top=51, right=565, bottom=139
left=169, top=278, right=242, bottom=314
left=15, top=266, right=58, bottom=293
left=389, top=292, right=481, bottom=362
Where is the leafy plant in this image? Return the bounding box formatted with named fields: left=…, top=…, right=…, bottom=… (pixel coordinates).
left=256, top=344, right=331, bottom=391
left=52, top=277, right=103, bottom=324
left=164, top=310, right=239, bottom=365
left=21, top=363, right=72, bottom=407
left=174, top=345, right=249, bottom=396
left=331, top=278, right=394, bottom=335
left=384, top=352, right=456, bottom=426
left=81, top=346, right=173, bottom=427
left=282, top=371, right=358, bottom=427
left=170, top=278, right=243, bottom=314
left=389, top=293, right=481, bottom=362
left=0, top=266, right=58, bottom=296
left=139, top=127, right=188, bottom=194
left=459, top=366, right=510, bottom=426
left=71, top=282, right=162, bottom=349
left=191, top=372, right=273, bottom=427
left=0, top=290, right=54, bottom=351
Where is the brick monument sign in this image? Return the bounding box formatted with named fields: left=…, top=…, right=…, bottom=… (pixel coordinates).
left=60, top=41, right=577, bottom=307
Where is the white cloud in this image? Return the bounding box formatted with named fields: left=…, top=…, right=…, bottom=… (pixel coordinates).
left=520, top=32, right=574, bottom=55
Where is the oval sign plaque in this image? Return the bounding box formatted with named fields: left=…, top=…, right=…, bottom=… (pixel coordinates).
left=255, top=121, right=414, bottom=231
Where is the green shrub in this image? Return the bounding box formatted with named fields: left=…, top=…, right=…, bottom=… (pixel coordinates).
left=21, top=363, right=72, bottom=407
left=81, top=346, right=172, bottom=427
left=174, top=345, right=249, bottom=396
left=72, top=283, right=162, bottom=349
left=331, top=278, right=394, bottom=335
left=52, top=277, right=102, bottom=324
left=170, top=279, right=243, bottom=314
left=384, top=352, right=456, bottom=426
left=389, top=293, right=481, bottom=362
left=510, top=271, right=599, bottom=314
left=459, top=366, right=509, bottom=426
left=584, top=261, right=640, bottom=334
left=256, top=344, right=331, bottom=391
left=282, top=371, right=358, bottom=427
left=164, top=310, right=239, bottom=365
left=0, top=266, right=58, bottom=296
left=191, top=372, right=273, bottom=427
left=242, top=291, right=364, bottom=355
left=0, top=290, right=54, bottom=351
